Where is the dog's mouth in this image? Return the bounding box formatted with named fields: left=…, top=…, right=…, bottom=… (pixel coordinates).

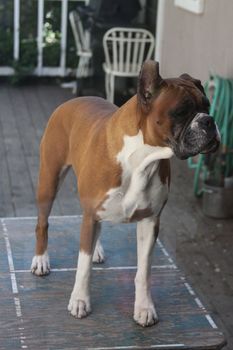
left=201, top=135, right=220, bottom=154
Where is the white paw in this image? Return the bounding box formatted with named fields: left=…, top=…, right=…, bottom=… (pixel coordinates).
left=92, top=241, right=105, bottom=263
left=134, top=303, right=158, bottom=327
left=68, top=295, right=91, bottom=318
left=31, top=251, right=50, bottom=276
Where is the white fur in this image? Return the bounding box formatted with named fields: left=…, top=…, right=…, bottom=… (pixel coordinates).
left=92, top=239, right=105, bottom=263
left=31, top=251, right=50, bottom=276
left=134, top=218, right=159, bottom=327
left=190, top=113, right=204, bottom=130
left=98, top=130, right=173, bottom=222
left=190, top=113, right=219, bottom=134
left=68, top=251, right=92, bottom=318
left=123, top=146, right=173, bottom=218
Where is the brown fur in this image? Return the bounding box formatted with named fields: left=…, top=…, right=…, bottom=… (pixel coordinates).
left=158, top=159, right=171, bottom=186
left=79, top=214, right=101, bottom=254
left=31, top=61, right=216, bottom=327
left=129, top=207, right=153, bottom=222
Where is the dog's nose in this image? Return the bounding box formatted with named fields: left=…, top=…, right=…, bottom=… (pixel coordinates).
left=198, top=114, right=215, bottom=130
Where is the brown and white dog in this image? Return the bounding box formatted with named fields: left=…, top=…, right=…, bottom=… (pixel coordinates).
left=31, top=61, right=220, bottom=327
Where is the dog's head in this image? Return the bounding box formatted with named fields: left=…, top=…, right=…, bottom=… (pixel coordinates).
left=137, top=60, right=220, bottom=159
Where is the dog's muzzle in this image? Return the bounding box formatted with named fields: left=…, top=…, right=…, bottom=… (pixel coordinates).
left=175, top=113, right=220, bottom=159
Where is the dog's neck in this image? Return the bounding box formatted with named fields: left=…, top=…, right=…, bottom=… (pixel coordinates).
left=106, top=95, right=165, bottom=153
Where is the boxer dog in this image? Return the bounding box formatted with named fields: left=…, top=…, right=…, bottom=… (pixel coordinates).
left=31, top=61, right=220, bottom=327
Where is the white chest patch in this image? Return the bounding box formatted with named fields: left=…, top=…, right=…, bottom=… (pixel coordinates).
left=98, top=130, right=173, bottom=223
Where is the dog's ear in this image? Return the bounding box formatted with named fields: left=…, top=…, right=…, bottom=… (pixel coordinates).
left=180, top=73, right=206, bottom=95
left=138, top=60, right=164, bottom=111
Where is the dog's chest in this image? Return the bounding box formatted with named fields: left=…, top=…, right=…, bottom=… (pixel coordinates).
left=97, top=131, right=169, bottom=223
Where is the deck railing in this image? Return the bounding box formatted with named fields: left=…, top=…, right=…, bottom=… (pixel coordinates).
left=0, top=0, right=89, bottom=77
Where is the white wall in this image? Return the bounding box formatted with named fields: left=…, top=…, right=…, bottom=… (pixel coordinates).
left=157, top=0, right=233, bottom=82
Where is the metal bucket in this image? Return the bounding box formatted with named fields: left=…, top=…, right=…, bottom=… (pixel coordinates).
left=203, top=180, right=233, bottom=219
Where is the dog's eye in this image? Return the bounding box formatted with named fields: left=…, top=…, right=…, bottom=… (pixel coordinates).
left=169, top=107, right=189, bottom=120
left=176, top=107, right=188, bottom=117
left=169, top=99, right=195, bottom=120
left=202, top=96, right=210, bottom=111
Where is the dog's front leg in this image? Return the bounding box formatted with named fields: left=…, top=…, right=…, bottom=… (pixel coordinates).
left=134, top=217, right=159, bottom=327
left=68, top=214, right=100, bottom=319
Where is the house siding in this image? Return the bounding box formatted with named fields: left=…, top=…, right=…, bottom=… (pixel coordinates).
left=159, top=0, right=233, bottom=82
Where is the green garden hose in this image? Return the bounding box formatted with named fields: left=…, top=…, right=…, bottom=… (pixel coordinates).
left=188, top=76, right=233, bottom=196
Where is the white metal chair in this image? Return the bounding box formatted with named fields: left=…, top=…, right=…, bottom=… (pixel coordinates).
left=103, top=27, right=155, bottom=103
left=69, top=10, right=93, bottom=87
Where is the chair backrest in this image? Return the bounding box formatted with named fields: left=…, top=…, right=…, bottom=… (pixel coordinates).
left=103, top=27, right=155, bottom=75
left=69, top=10, right=87, bottom=55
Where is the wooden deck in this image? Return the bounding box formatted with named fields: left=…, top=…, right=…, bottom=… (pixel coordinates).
left=0, top=216, right=226, bottom=349
left=0, top=83, right=233, bottom=349
left=0, top=83, right=80, bottom=217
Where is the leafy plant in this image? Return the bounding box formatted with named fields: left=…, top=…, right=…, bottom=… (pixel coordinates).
left=0, top=0, right=14, bottom=65
left=0, top=0, right=78, bottom=83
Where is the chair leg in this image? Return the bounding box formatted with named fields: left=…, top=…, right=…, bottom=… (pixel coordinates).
left=76, top=57, right=85, bottom=96
left=105, top=73, right=115, bottom=103
left=109, top=74, right=115, bottom=104
left=84, top=57, right=88, bottom=77
left=77, top=57, right=84, bottom=78
left=105, top=73, right=110, bottom=101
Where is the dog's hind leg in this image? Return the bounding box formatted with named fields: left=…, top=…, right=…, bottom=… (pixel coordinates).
left=31, top=143, right=70, bottom=276
left=92, top=238, right=105, bottom=263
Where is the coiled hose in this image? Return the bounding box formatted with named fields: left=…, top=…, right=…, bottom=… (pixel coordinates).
left=188, top=76, right=233, bottom=196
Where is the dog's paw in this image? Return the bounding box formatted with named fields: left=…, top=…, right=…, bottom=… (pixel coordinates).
left=92, top=241, right=105, bottom=263
left=134, top=304, right=158, bottom=327
left=68, top=296, right=91, bottom=319
left=31, top=251, right=50, bottom=276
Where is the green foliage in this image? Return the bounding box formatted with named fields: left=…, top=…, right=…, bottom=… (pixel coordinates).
left=11, top=39, right=37, bottom=84
left=0, top=0, right=14, bottom=65
left=0, top=28, right=13, bottom=66
left=0, top=0, right=78, bottom=82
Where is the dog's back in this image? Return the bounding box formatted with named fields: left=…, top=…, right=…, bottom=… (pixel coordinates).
left=40, top=96, right=118, bottom=167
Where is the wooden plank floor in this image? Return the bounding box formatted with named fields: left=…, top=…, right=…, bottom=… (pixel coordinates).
left=0, top=82, right=233, bottom=348
left=0, top=83, right=81, bottom=218
left=0, top=216, right=226, bottom=350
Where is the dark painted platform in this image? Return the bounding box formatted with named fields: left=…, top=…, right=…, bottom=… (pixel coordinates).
left=0, top=216, right=226, bottom=350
